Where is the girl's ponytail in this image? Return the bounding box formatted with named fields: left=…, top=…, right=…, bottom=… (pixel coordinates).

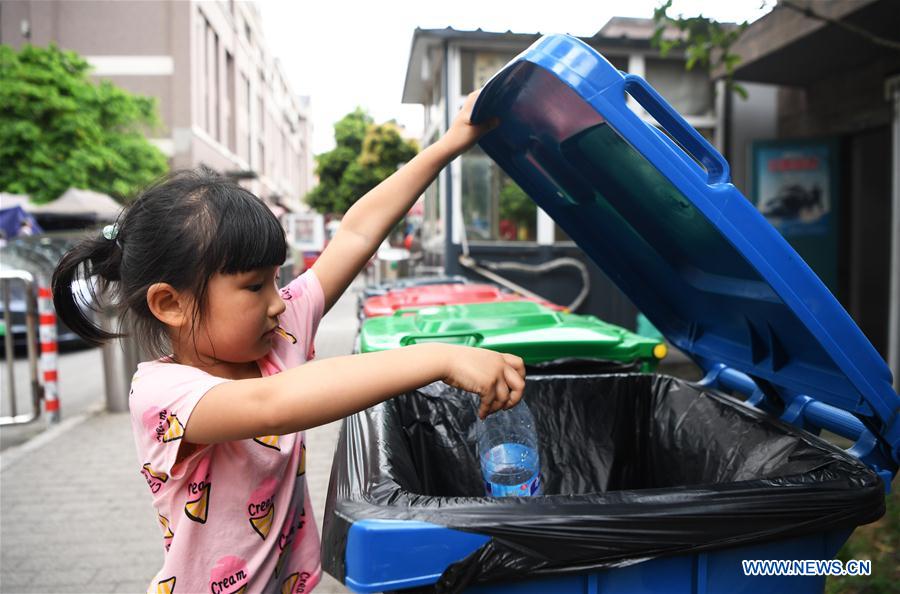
left=51, top=229, right=124, bottom=347
left=49, top=169, right=289, bottom=359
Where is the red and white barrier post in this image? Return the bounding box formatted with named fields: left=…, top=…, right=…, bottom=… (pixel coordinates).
left=37, top=286, right=60, bottom=423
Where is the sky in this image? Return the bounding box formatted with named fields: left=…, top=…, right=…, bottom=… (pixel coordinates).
left=257, top=0, right=772, bottom=155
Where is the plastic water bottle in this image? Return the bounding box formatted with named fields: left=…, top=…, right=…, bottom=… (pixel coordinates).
left=476, top=400, right=543, bottom=497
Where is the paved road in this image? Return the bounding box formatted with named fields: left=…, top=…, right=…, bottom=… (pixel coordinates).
left=1, top=346, right=105, bottom=451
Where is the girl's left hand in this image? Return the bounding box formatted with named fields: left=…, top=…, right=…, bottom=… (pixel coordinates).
left=440, top=90, right=500, bottom=157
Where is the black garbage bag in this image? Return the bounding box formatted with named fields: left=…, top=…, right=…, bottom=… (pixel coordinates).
left=322, top=374, right=884, bottom=592
left=525, top=357, right=641, bottom=375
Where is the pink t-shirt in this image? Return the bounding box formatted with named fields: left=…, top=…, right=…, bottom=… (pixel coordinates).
left=130, top=270, right=325, bottom=594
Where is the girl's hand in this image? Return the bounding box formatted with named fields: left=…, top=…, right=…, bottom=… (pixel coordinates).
left=439, top=344, right=526, bottom=419
left=439, top=90, right=500, bottom=158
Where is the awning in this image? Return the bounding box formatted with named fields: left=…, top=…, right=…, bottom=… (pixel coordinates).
left=720, top=0, right=900, bottom=86
left=25, top=188, right=124, bottom=221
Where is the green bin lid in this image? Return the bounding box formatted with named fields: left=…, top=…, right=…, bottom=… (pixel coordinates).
left=358, top=300, right=664, bottom=365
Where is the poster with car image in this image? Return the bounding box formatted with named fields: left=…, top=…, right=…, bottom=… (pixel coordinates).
left=752, top=140, right=839, bottom=294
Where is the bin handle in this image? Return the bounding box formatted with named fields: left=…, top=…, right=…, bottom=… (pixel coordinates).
left=392, top=306, right=439, bottom=317
left=400, top=331, right=484, bottom=347
left=707, top=366, right=869, bottom=440
left=622, top=74, right=730, bottom=185
left=704, top=364, right=893, bottom=486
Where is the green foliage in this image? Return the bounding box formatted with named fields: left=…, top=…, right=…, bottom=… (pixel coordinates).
left=0, top=44, right=168, bottom=203
left=826, top=483, right=899, bottom=594
left=333, top=107, right=372, bottom=154
left=306, top=109, right=418, bottom=215
left=650, top=1, right=750, bottom=99
left=499, top=180, right=535, bottom=226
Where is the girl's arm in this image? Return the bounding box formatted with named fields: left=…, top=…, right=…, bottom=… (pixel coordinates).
left=311, top=91, right=497, bottom=314
left=183, top=343, right=525, bottom=444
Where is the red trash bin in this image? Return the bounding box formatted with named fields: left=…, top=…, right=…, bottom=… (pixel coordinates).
left=361, top=283, right=565, bottom=318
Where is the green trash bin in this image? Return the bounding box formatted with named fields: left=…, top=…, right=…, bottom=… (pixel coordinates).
left=359, top=300, right=666, bottom=372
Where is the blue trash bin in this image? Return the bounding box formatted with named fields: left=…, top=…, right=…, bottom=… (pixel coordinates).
left=322, top=34, right=899, bottom=593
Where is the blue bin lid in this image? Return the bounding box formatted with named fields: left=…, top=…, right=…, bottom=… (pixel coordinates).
left=471, top=34, right=900, bottom=462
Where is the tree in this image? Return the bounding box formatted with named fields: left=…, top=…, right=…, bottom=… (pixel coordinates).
left=650, top=0, right=750, bottom=99
left=0, top=44, right=168, bottom=203
left=306, top=109, right=418, bottom=215
left=499, top=180, right=535, bottom=230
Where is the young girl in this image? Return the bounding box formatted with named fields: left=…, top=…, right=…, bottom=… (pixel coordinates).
left=52, top=91, right=524, bottom=594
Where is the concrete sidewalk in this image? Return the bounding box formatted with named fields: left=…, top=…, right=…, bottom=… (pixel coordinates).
left=0, top=280, right=360, bottom=594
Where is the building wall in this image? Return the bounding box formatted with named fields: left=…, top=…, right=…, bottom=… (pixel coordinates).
left=728, top=82, right=779, bottom=195
left=776, top=53, right=900, bottom=139
left=0, top=0, right=312, bottom=210
left=767, top=53, right=900, bottom=358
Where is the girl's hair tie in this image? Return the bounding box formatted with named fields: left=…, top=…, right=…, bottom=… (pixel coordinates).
left=102, top=223, right=123, bottom=250
left=102, top=223, right=119, bottom=241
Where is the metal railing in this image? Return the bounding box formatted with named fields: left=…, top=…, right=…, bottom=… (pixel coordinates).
left=1, top=270, right=43, bottom=426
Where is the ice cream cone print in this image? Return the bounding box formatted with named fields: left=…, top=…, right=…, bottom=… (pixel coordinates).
left=274, top=325, right=297, bottom=344
left=157, top=512, right=175, bottom=550
left=184, top=483, right=210, bottom=523
left=209, top=556, right=248, bottom=594
left=253, top=435, right=280, bottom=451
left=142, top=463, right=169, bottom=494
left=281, top=573, right=298, bottom=594
left=278, top=504, right=297, bottom=552
left=297, top=442, right=306, bottom=476
left=248, top=477, right=276, bottom=540
left=143, top=463, right=169, bottom=483
left=279, top=571, right=312, bottom=594
left=163, top=415, right=184, bottom=442
left=250, top=506, right=274, bottom=540
left=158, top=512, right=175, bottom=535
left=155, top=576, right=175, bottom=594
left=143, top=407, right=181, bottom=443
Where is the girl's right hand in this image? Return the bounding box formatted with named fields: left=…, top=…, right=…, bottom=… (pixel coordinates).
left=438, top=345, right=526, bottom=419
left=438, top=90, right=500, bottom=158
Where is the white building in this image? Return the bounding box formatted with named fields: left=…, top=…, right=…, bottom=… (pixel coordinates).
left=402, top=19, right=777, bottom=326
left=1, top=0, right=314, bottom=210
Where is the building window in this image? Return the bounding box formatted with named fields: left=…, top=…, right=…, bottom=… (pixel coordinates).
left=226, top=51, right=236, bottom=153
left=423, top=178, right=441, bottom=245
left=196, top=17, right=206, bottom=130
left=259, top=141, right=266, bottom=176
left=461, top=145, right=536, bottom=242
left=644, top=57, right=712, bottom=116
left=242, top=73, right=251, bottom=162
left=257, top=95, right=265, bottom=174
left=204, top=19, right=220, bottom=140
left=460, top=49, right=518, bottom=94
left=281, top=129, right=288, bottom=181
left=422, top=131, right=443, bottom=251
